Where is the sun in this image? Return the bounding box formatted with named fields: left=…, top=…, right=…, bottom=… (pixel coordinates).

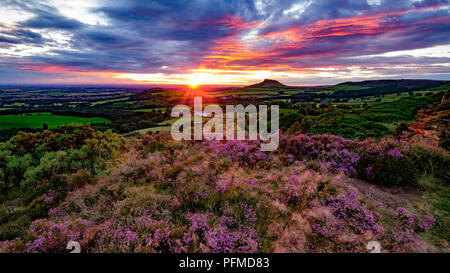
left=187, top=74, right=206, bottom=88
left=187, top=77, right=199, bottom=88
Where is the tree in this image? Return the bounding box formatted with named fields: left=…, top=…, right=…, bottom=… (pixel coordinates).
left=42, top=123, right=48, bottom=130
left=393, top=122, right=409, bottom=139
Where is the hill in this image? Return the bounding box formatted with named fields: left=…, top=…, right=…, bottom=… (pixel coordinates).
left=132, top=88, right=169, bottom=100
left=329, top=79, right=447, bottom=93
left=218, top=79, right=448, bottom=102
left=292, top=79, right=449, bottom=102
left=247, top=79, right=288, bottom=88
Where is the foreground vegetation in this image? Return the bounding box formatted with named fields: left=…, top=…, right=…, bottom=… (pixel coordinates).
left=0, top=126, right=448, bottom=253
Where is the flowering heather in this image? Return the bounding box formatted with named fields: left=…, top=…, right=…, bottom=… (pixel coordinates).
left=0, top=238, right=25, bottom=253
left=207, top=140, right=268, bottom=167
left=0, top=130, right=448, bottom=253
left=326, top=190, right=383, bottom=236
left=88, top=220, right=139, bottom=253
left=396, top=207, right=435, bottom=232
left=280, top=134, right=360, bottom=176
left=25, top=218, right=91, bottom=253
left=205, top=225, right=258, bottom=253
left=136, top=217, right=191, bottom=253
left=365, top=165, right=374, bottom=176
left=215, top=179, right=231, bottom=194
left=42, top=190, right=59, bottom=204
left=187, top=207, right=260, bottom=253
left=187, top=213, right=211, bottom=234
left=279, top=171, right=319, bottom=208
left=387, top=149, right=404, bottom=158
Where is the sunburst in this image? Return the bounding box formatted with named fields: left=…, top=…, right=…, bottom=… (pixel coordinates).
left=187, top=75, right=200, bottom=88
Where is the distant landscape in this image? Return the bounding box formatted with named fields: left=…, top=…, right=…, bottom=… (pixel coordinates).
left=0, top=79, right=449, bottom=253
left=1, top=79, right=448, bottom=141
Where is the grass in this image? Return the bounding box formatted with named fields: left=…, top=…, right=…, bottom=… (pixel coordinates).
left=279, top=108, right=298, bottom=115
left=123, top=126, right=171, bottom=138
left=90, top=97, right=130, bottom=106
left=335, top=91, right=440, bottom=106
left=217, top=87, right=309, bottom=97
left=134, top=108, right=167, bottom=113
left=413, top=179, right=450, bottom=249
left=0, top=112, right=110, bottom=130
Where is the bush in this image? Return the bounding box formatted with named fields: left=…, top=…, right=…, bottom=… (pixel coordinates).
left=280, top=133, right=450, bottom=187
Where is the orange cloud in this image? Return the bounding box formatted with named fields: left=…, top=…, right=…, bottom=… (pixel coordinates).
left=199, top=5, right=444, bottom=73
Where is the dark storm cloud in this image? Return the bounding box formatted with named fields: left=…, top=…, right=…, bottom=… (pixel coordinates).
left=20, top=12, right=83, bottom=30
left=0, top=24, right=44, bottom=46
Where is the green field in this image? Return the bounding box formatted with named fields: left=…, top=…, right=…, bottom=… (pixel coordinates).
left=90, top=97, right=130, bottom=106
left=134, top=107, right=167, bottom=113
left=0, top=112, right=110, bottom=129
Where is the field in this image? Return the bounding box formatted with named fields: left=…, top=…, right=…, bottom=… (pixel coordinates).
left=0, top=112, right=110, bottom=130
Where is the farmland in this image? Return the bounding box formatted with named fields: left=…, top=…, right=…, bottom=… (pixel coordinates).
left=0, top=112, right=110, bottom=130
left=0, top=79, right=448, bottom=140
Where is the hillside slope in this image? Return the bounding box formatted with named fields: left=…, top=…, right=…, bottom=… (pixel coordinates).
left=0, top=128, right=448, bottom=253
left=400, top=91, right=450, bottom=149
left=247, top=79, right=288, bottom=88
left=292, top=79, right=449, bottom=101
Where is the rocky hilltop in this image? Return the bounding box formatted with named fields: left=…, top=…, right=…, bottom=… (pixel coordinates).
left=247, top=79, right=288, bottom=88
left=400, top=91, right=449, bottom=149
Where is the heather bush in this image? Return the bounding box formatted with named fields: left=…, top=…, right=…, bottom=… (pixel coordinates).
left=187, top=207, right=260, bottom=253
left=325, top=190, right=383, bottom=236
left=85, top=220, right=139, bottom=253
left=207, top=140, right=269, bottom=167
left=0, top=238, right=26, bottom=253
left=279, top=133, right=449, bottom=187
left=25, top=218, right=92, bottom=253
left=134, top=216, right=192, bottom=253
left=67, top=169, right=95, bottom=190
left=295, top=187, right=384, bottom=253
left=381, top=207, right=435, bottom=252
left=356, top=140, right=449, bottom=186
left=278, top=171, right=325, bottom=209
left=0, top=129, right=446, bottom=253
left=280, top=134, right=360, bottom=176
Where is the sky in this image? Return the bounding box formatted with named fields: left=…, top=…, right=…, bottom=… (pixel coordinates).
left=0, top=0, right=449, bottom=86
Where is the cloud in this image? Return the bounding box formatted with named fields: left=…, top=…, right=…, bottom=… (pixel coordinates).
left=0, top=0, right=448, bottom=85
left=19, top=12, right=84, bottom=30
left=0, top=23, right=44, bottom=46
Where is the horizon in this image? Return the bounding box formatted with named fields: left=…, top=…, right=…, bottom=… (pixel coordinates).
left=0, top=0, right=449, bottom=86
left=0, top=77, right=448, bottom=90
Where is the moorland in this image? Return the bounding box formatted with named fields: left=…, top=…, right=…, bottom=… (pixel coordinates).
left=0, top=79, right=449, bottom=253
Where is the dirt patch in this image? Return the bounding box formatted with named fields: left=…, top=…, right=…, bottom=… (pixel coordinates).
left=344, top=178, right=423, bottom=209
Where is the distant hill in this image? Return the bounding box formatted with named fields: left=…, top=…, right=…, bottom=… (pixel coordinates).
left=332, top=79, right=447, bottom=91
left=133, top=87, right=168, bottom=100
left=292, top=79, right=449, bottom=101
left=327, top=79, right=448, bottom=96
left=247, top=79, right=288, bottom=88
